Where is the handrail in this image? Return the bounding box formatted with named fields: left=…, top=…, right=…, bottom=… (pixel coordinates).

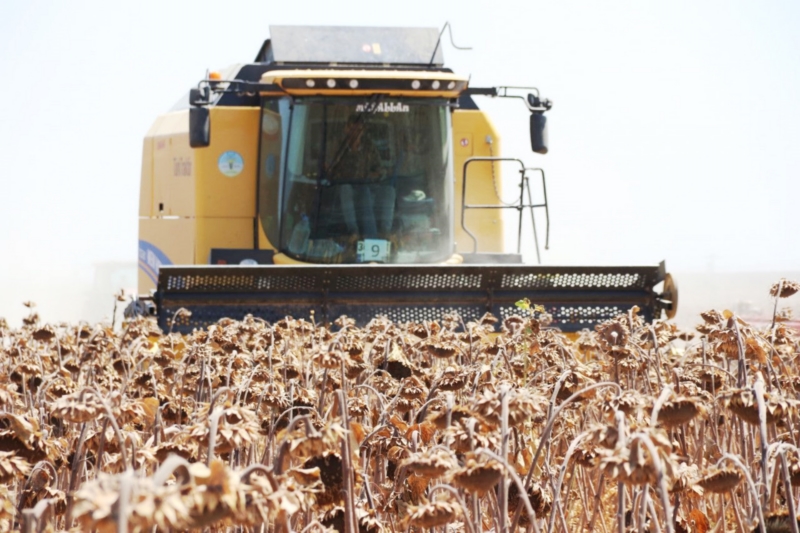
left=460, top=157, right=550, bottom=263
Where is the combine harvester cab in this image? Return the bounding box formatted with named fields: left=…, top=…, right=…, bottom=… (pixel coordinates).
left=136, top=26, right=677, bottom=333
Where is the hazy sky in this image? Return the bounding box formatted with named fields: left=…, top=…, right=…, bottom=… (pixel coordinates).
left=1, top=0, right=799, bottom=323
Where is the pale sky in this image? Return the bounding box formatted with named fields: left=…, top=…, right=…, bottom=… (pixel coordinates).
left=1, top=1, right=799, bottom=325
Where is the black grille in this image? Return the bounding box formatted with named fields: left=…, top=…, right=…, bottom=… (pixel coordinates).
left=156, top=263, right=666, bottom=333
left=501, top=272, right=647, bottom=290
left=333, top=273, right=483, bottom=291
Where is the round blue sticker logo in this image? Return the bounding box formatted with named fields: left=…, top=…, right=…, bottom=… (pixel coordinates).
left=218, top=151, right=244, bottom=177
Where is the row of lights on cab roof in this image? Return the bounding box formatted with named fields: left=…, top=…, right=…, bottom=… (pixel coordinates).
left=206, top=71, right=458, bottom=91
left=303, top=79, right=457, bottom=90
left=304, top=79, right=356, bottom=89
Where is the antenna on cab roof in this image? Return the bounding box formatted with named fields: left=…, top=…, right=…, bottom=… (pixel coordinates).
left=428, top=22, right=472, bottom=66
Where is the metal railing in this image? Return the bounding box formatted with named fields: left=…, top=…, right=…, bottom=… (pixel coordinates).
left=460, top=157, right=550, bottom=263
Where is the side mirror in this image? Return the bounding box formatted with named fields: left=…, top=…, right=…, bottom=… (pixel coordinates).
left=527, top=93, right=550, bottom=155
left=189, top=88, right=206, bottom=106
left=189, top=106, right=210, bottom=148
left=530, top=113, right=548, bottom=154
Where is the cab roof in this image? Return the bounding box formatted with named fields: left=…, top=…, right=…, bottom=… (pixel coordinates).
left=256, top=26, right=445, bottom=67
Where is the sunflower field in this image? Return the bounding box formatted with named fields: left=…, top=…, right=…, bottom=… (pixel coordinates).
left=1, top=280, right=800, bottom=532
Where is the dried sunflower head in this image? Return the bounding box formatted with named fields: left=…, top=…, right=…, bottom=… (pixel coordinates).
left=188, top=406, right=261, bottom=455
left=696, top=467, right=742, bottom=493
left=0, top=451, right=30, bottom=483
left=303, top=452, right=343, bottom=507
left=405, top=497, right=461, bottom=528
left=600, top=441, right=658, bottom=486
left=50, top=389, right=103, bottom=423
left=346, top=396, right=369, bottom=418
left=501, top=315, right=527, bottom=336
left=684, top=364, right=728, bottom=392
left=471, top=387, right=545, bottom=428
left=381, top=344, right=414, bottom=380
left=401, top=448, right=457, bottom=478
left=509, top=480, right=552, bottom=523
left=344, top=359, right=368, bottom=379
left=756, top=511, right=800, bottom=533
left=554, top=366, right=597, bottom=401
left=399, top=376, right=427, bottom=400
left=258, top=382, right=290, bottom=411
left=596, top=319, right=629, bottom=349
left=155, top=442, right=197, bottom=463
left=31, top=324, right=56, bottom=342
left=656, top=397, right=706, bottom=428
left=721, top=388, right=793, bottom=426
left=599, top=429, right=676, bottom=487
left=422, top=338, right=460, bottom=359
left=478, top=312, right=499, bottom=327
left=770, top=279, right=800, bottom=298
left=436, top=366, right=468, bottom=391
left=587, top=423, right=620, bottom=450
left=313, top=349, right=343, bottom=369
left=75, top=471, right=191, bottom=531
left=602, top=389, right=647, bottom=417
left=670, top=462, right=702, bottom=494
left=451, top=452, right=503, bottom=494
left=426, top=405, right=474, bottom=430
left=321, top=506, right=385, bottom=533
left=448, top=419, right=497, bottom=454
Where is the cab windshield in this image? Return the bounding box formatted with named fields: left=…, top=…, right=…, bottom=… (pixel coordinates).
left=261, top=97, right=453, bottom=264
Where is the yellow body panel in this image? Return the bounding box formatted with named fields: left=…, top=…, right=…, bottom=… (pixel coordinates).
left=194, top=218, right=254, bottom=264
left=139, top=133, right=154, bottom=217
left=138, top=106, right=260, bottom=293
left=452, top=109, right=506, bottom=253
left=148, top=107, right=259, bottom=218
left=138, top=218, right=195, bottom=293
left=150, top=111, right=194, bottom=216
left=193, top=107, right=259, bottom=218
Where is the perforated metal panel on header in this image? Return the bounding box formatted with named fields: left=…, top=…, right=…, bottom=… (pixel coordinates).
left=496, top=303, right=650, bottom=330
left=500, top=271, right=649, bottom=290
left=156, top=263, right=669, bottom=333
left=162, top=271, right=322, bottom=292
left=332, top=273, right=483, bottom=291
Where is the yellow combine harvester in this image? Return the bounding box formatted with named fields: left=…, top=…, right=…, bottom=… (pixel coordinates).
left=134, top=25, right=677, bottom=332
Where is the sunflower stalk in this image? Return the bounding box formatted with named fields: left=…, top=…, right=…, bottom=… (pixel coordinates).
left=547, top=429, right=593, bottom=533
left=206, top=406, right=225, bottom=466
left=473, top=448, right=541, bottom=533
left=337, top=389, right=358, bottom=533
left=498, top=385, right=511, bottom=533
left=20, top=498, right=57, bottom=533
left=512, top=381, right=621, bottom=533
left=717, top=454, right=766, bottom=533
left=778, top=449, right=800, bottom=533
left=753, top=375, right=770, bottom=506
left=63, top=421, right=89, bottom=527
left=84, top=387, right=129, bottom=470
left=771, top=280, right=783, bottom=330
left=628, top=433, right=674, bottom=533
